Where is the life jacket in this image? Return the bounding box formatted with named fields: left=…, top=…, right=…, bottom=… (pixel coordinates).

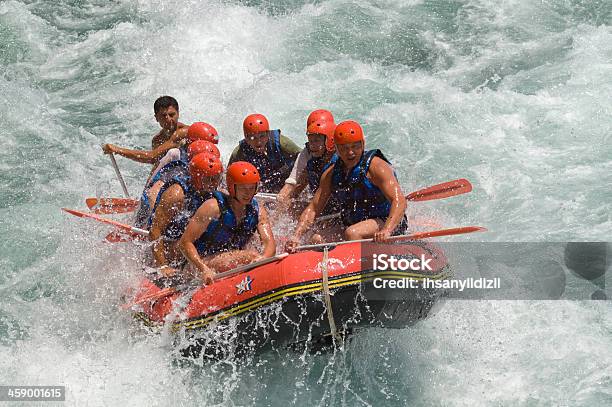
left=305, top=151, right=341, bottom=216
left=143, top=166, right=213, bottom=240
left=330, top=149, right=395, bottom=226
left=176, top=144, right=189, bottom=166
left=194, top=191, right=259, bottom=256
left=306, top=150, right=338, bottom=192
left=239, top=130, right=294, bottom=193
left=134, top=159, right=189, bottom=228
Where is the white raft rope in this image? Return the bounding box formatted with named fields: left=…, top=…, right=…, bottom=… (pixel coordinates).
left=321, top=246, right=342, bottom=343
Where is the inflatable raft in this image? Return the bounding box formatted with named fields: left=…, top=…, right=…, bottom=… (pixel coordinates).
left=129, top=240, right=450, bottom=357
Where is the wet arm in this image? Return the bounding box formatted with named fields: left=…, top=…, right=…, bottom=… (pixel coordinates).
left=149, top=186, right=184, bottom=266
left=292, top=167, right=333, bottom=240
left=256, top=206, right=276, bottom=258
left=179, top=200, right=219, bottom=275
left=103, top=127, right=187, bottom=164
left=369, top=158, right=407, bottom=234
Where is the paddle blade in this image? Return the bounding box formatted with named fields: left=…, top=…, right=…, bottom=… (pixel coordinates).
left=122, top=287, right=177, bottom=309
left=62, top=207, right=88, bottom=218
left=105, top=230, right=143, bottom=243
left=406, top=179, right=472, bottom=202
left=86, top=197, right=139, bottom=214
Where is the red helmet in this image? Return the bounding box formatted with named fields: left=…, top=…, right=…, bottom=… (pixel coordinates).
left=189, top=153, right=223, bottom=190
left=307, top=120, right=336, bottom=152
left=307, top=109, right=334, bottom=127
left=243, top=114, right=269, bottom=136
left=187, top=140, right=220, bottom=161
left=187, top=122, right=219, bottom=144
left=334, top=120, right=364, bottom=145
left=226, top=161, right=260, bottom=196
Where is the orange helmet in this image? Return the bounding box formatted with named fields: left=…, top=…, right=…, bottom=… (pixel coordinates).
left=243, top=114, right=269, bottom=136
left=226, top=161, right=260, bottom=196
left=307, top=109, right=334, bottom=127
left=187, top=122, right=219, bottom=144
left=187, top=140, right=220, bottom=161
left=189, top=153, right=223, bottom=190
left=306, top=120, right=336, bottom=152
left=334, top=120, right=364, bottom=145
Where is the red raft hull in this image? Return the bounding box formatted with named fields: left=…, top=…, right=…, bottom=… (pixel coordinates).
left=131, top=240, right=450, bottom=356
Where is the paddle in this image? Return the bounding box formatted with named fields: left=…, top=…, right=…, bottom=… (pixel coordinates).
left=122, top=253, right=289, bottom=309
left=85, top=178, right=473, bottom=216
left=86, top=197, right=140, bottom=214
left=109, top=153, right=130, bottom=197
left=294, top=226, right=487, bottom=251
left=316, top=178, right=473, bottom=222
left=84, top=191, right=277, bottom=214
left=104, top=229, right=144, bottom=243
left=61, top=208, right=149, bottom=237
left=406, top=178, right=472, bottom=201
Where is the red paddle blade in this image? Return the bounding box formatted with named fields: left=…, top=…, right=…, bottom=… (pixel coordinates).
left=86, top=197, right=139, bottom=214
left=105, top=230, right=143, bottom=243
left=406, top=179, right=473, bottom=202
left=122, top=287, right=177, bottom=309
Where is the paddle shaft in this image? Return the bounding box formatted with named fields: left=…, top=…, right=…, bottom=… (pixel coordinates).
left=109, top=153, right=130, bottom=198
left=62, top=208, right=149, bottom=236
left=295, top=226, right=486, bottom=251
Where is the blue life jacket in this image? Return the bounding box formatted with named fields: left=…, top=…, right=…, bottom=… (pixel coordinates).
left=161, top=188, right=215, bottom=241
left=134, top=159, right=190, bottom=228
left=144, top=168, right=213, bottom=239
left=194, top=191, right=259, bottom=256
left=305, top=151, right=341, bottom=216
left=330, top=149, right=394, bottom=226
left=239, top=130, right=295, bottom=193
left=306, top=151, right=338, bottom=192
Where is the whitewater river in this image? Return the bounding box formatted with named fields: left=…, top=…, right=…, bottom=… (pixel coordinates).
left=1, top=0, right=610, bottom=405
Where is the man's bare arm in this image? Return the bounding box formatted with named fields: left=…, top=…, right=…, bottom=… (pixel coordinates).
left=179, top=199, right=220, bottom=284
left=368, top=157, right=407, bottom=238
left=103, top=127, right=188, bottom=164
left=256, top=205, right=276, bottom=258
left=285, top=166, right=334, bottom=252
left=149, top=185, right=184, bottom=268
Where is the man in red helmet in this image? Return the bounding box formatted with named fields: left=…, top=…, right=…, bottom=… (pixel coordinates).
left=285, top=120, right=407, bottom=252
left=148, top=152, right=224, bottom=283
left=277, top=110, right=338, bottom=213
left=134, top=140, right=221, bottom=228
left=180, top=161, right=276, bottom=284
left=124, top=122, right=221, bottom=229
left=228, top=113, right=301, bottom=193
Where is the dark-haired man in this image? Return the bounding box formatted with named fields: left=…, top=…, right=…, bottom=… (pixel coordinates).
left=102, top=96, right=188, bottom=165
left=151, top=96, right=185, bottom=148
